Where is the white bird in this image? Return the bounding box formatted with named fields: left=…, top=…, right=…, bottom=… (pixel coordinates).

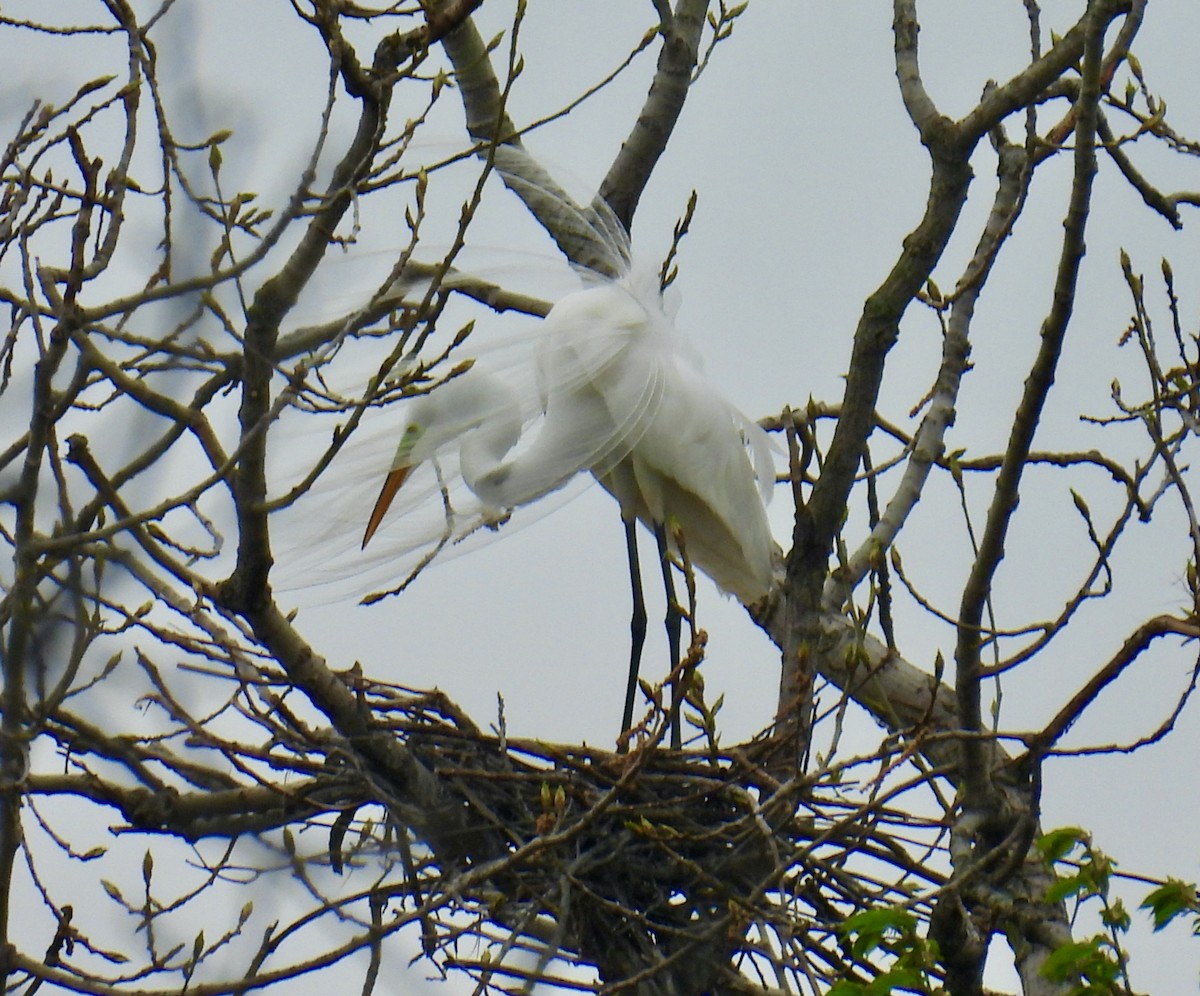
left=360, top=227, right=776, bottom=749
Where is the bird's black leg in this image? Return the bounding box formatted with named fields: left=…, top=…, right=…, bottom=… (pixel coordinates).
left=618, top=515, right=647, bottom=754
left=654, top=522, right=683, bottom=749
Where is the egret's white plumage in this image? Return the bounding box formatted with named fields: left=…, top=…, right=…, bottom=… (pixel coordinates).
left=362, top=255, right=775, bottom=606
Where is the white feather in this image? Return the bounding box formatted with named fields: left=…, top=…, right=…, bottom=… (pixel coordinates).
left=271, top=167, right=775, bottom=606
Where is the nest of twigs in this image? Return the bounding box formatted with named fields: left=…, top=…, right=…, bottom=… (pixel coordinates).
left=311, top=682, right=949, bottom=994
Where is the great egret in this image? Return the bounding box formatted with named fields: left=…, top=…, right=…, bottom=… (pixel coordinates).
left=359, top=223, right=776, bottom=749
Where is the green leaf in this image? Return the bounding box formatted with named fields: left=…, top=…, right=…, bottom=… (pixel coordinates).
left=1037, top=826, right=1088, bottom=864
left=1140, top=878, right=1199, bottom=930
left=1040, top=936, right=1117, bottom=984
left=1046, top=872, right=1087, bottom=905
left=1040, top=939, right=1097, bottom=981
left=1101, top=897, right=1130, bottom=932
left=872, top=968, right=927, bottom=994
left=840, top=907, right=917, bottom=959
left=845, top=907, right=917, bottom=935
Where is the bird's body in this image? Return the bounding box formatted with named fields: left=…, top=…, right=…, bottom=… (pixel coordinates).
left=364, top=259, right=775, bottom=607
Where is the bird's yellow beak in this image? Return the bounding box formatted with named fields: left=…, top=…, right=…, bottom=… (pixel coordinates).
left=362, top=466, right=412, bottom=549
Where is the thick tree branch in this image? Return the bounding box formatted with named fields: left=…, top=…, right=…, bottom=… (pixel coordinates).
left=955, top=1, right=1107, bottom=793
left=827, top=139, right=1029, bottom=608
left=599, top=0, right=708, bottom=229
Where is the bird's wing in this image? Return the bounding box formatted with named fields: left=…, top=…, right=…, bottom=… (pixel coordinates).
left=620, top=357, right=776, bottom=602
